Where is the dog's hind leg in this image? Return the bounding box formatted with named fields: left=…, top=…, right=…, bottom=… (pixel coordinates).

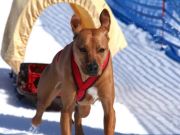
left=32, top=88, right=61, bottom=126
left=32, top=101, right=47, bottom=126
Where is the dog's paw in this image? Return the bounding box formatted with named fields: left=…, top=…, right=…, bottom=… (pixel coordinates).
left=32, top=115, right=42, bottom=126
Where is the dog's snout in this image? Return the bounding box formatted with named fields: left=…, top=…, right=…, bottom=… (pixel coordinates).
left=86, top=61, right=98, bottom=76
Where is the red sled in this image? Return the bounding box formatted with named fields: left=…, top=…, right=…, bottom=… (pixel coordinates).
left=16, top=63, right=62, bottom=110
left=17, top=63, right=47, bottom=95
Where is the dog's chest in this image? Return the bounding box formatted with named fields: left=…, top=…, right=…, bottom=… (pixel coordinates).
left=87, top=87, right=98, bottom=101
left=77, top=87, right=99, bottom=105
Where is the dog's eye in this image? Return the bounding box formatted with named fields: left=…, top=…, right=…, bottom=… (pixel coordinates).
left=79, top=48, right=87, bottom=53
left=98, top=48, right=105, bottom=53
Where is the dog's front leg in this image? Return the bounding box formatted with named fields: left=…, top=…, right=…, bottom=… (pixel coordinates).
left=101, top=98, right=116, bottom=135
left=60, top=111, right=73, bottom=135
left=60, top=91, right=75, bottom=135
left=74, top=105, right=90, bottom=135
left=74, top=106, right=84, bottom=135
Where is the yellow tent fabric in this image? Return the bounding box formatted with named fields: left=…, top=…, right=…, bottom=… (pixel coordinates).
left=1, top=0, right=127, bottom=74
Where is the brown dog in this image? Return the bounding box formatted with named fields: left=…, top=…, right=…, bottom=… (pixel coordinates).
left=32, top=9, right=115, bottom=135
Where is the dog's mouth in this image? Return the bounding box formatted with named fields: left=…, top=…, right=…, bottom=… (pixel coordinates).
left=82, top=63, right=100, bottom=77
left=83, top=68, right=99, bottom=77
left=86, top=70, right=98, bottom=76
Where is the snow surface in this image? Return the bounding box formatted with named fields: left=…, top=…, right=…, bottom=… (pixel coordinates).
left=0, top=1, right=147, bottom=135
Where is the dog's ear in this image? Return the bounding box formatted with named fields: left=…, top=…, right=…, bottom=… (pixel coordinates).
left=71, top=14, right=82, bottom=35
left=100, top=9, right=111, bottom=32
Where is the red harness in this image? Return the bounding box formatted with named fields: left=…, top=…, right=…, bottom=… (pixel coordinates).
left=71, top=50, right=110, bottom=101
left=56, top=48, right=110, bottom=101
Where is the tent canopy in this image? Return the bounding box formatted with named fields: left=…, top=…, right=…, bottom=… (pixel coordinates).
left=1, top=0, right=127, bottom=73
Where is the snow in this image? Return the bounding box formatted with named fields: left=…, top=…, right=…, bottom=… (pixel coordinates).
left=115, top=22, right=180, bottom=134
left=0, top=1, right=147, bottom=135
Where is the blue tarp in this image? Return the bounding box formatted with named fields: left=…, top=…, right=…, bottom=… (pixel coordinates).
left=106, top=0, right=180, bottom=62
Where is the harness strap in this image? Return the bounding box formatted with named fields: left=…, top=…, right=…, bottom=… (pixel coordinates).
left=71, top=50, right=110, bottom=101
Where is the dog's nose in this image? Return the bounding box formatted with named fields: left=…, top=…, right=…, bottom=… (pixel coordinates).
left=87, top=61, right=99, bottom=76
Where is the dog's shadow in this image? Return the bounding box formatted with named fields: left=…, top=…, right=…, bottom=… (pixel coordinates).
left=0, top=114, right=123, bottom=135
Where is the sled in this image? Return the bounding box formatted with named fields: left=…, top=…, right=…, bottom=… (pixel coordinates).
left=16, top=63, right=62, bottom=110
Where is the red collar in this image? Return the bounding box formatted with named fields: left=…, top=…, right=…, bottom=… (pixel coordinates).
left=71, top=50, right=110, bottom=101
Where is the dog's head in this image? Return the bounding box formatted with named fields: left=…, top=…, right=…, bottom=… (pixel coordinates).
left=71, top=9, right=111, bottom=76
